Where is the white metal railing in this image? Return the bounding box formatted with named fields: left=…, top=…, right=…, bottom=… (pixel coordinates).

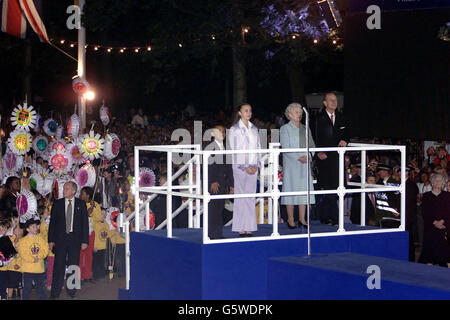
left=123, top=142, right=406, bottom=290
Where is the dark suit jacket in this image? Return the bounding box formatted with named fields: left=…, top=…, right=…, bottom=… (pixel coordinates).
left=48, top=198, right=90, bottom=246
left=311, top=108, right=347, bottom=189
left=203, top=141, right=234, bottom=195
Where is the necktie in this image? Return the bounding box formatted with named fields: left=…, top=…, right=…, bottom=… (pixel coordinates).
left=330, top=114, right=334, bottom=125
left=369, top=194, right=375, bottom=208
left=66, top=199, right=72, bottom=233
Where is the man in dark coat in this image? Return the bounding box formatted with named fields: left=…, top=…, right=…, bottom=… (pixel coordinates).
left=204, top=125, right=234, bottom=239
left=312, top=92, right=348, bottom=225
left=48, top=181, right=89, bottom=299
left=405, top=167, right=419, bottom=261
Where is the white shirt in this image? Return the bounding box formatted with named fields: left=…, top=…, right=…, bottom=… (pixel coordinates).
left=238, top=119, right=258, bottom=164
left=326, top=110, right=335, bottom=125
left=215, top=140, right=225, bottom=150
left=65, top=197, right=75, bottom=233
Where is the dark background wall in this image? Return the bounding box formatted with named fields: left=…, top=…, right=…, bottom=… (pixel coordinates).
left=344, top=1, right=449, bottom=140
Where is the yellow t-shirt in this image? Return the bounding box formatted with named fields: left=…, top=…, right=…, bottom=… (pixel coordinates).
left=18, top=234, right=49, bottom=273
left=110, top=230, right=125, bottom=245
left=87, top=201, right=103, bottom=225
left=93, top=221, right=112, bottom=251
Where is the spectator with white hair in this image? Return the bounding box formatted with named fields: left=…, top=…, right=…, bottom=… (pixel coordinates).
left=418, top=173, right=450, bottom=267
left=280, top=103, right=316, bottom=229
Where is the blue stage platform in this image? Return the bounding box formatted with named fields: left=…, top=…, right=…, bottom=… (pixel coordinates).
left=119, top=222, right=411, bottom=300
left=267, top=252, right=450, bottom=300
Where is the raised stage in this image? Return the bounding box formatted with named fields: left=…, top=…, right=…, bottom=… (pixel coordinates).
left=118, top=222, right=420, bottom=300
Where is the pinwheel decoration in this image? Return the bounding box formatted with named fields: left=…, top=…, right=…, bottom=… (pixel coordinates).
left=67, top=141, right=84, bottom=165
left=29, top=173, right=44, bottom=194
left=32, top=135, right=49, bottom=155
left=43, top=118, right=58, bottom=137
left=139, top=168, right=156, bottom=188
left=104, top=133, right=121, bottom=160
left=50, top=139, right=67, bottom=153
left=16, top=190, right=38, bottom=224
left=49, top=150, right=73, bottom=175
left=8, top=129, right=32, bottom=155
left=106, top=207, right=120, bottom=231
left=3, top=151, right=23, bottom=172
left=81, top=131, right=104, bottom=160
left=76, top=164, right=96, bottom=188
left=11, top=104, right=37, bottom=132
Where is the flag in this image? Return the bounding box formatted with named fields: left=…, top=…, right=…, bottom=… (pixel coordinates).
left=1, top=0, right=49, bottom=43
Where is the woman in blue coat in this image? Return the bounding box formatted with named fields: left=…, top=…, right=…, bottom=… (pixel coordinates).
left=280, top=103, right=316, bottom=229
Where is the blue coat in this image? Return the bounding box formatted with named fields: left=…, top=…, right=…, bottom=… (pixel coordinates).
left=280, top=121, right=316, bottom=205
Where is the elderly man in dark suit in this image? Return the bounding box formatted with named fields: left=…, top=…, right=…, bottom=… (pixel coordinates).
left=205, top=125, right=234, bottom=239
left=312, top=92, right=348, bottom=226
left=48, top=181, right=89, bottom=299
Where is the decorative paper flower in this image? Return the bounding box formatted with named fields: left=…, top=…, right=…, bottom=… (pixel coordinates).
left=3, top=151, right=23, bottom=172
left=50, top=139, right=67, bottom=153
left=10, top=104, right=37, bottom=132
left=100, top=106, right=110, bottom=126
left=8, top=129, right=32, bottom=155
left=49, top=150, right=73, bottom=175
left=139, top=168, right=156, bottom=187
left=43, top=118, right=58, bottom=137
left=29, top=173, right=44, bottom=194
left=106, top=207, right=120, bottom=230
left=67, top=141, right=84, bottom=165
left=16, top=190, right=38, bottom=224
left=67, top=114, right=80, bottom=138
left=77, top=164, right=96, bottom=188
left=32, top=135, right=49, bottom=154
left=81, top=131, right=104, bottom=160
left=104, top=133, right=121, bottom=160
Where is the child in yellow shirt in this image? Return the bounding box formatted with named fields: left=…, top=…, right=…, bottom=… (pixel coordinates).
left=18, top=219, right=49, bottom=300
left=92, top=209, right=112, bottom=281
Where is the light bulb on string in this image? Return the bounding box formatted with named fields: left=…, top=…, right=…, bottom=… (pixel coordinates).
left=147, top=46, right=152, bottom=51
left=60, top=40, right=65, bottom=44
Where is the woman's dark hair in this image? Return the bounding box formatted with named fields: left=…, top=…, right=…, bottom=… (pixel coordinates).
left=4, top=176, right=19, bottom=191
left=233, top=103, right=251, bottom=125
left=81, top=186, right=94, bottom=200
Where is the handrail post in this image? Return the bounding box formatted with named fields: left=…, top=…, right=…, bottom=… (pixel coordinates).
left=400, top=146, right=406, bottom=231
left=259, top=157, right=265, bottom=224
left=195, top=154, right=201, bottom=228
left=268, top=147, right=273, bottom=224
left=134, top=146, right=140, bottom=232
left=188, top=161, right=194, bottom=228
left=360, top=150, right=367, bottom=226
left=202, top=152, right=210, bottom=243
left=125, top=221, right=130, bottom=290
left=337, top=149, right=346, bottom=233
left=145, top=201, right=150, bottom=230
left=271, top=149, right=280, bottom=237
left=167, top=152, right=173, bottom=238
